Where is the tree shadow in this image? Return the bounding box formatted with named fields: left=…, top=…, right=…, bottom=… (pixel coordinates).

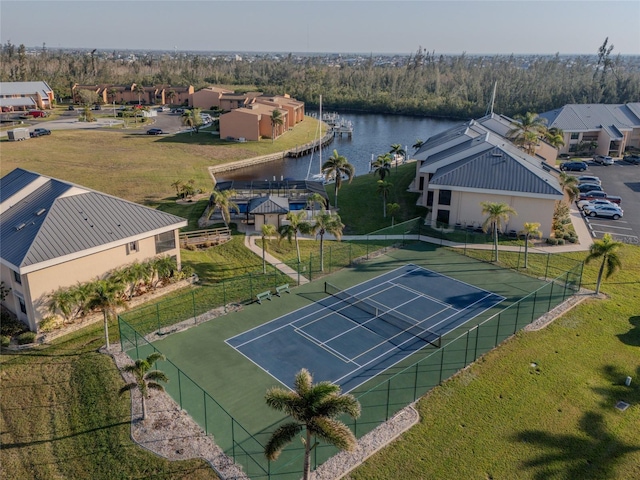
left=513, top=411, right=640, bottom=479
left=591, top=364, right=640, bottom=407
left=617, top=316, right=640, bottom=347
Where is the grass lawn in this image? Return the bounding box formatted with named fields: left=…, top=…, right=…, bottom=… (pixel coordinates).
left=350, top=244, right=640, bottom=479
left=0, top=325, right=218, bottom=480
left=0, top=117, right=320, bottom=205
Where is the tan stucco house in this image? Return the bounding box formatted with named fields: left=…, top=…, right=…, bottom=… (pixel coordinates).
left=412, top=114, right=564, bottom=236
left=0, top=169, right=187, bottom=332
left=255, top=94, right=305, bottom=129
left=538, top=103, right=640, bottom=158
left=72, top=83, right=194, bottom=105
left=219, top=103, right=288, bottom=141
left=191, top=86, right=234, bottom=109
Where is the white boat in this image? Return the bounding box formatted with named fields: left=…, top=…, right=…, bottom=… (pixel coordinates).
left=306, top=95, right=325, bottom=182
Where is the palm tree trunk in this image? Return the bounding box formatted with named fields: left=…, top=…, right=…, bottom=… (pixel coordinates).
left=103, top=310, right=110, bottom=349
left=382, top=195, right=387, bottom=218
left=141, top=395, right=147, bottom=421
left=303, top=428, right=312, bottom=480
left=295, top=233, right=301, bottom=265
left=595, top=257, right=606, bottom=294
left=334, top=183, right=339, bottom=208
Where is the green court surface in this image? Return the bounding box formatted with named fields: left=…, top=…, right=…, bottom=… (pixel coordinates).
left=121, top=243, right=577, bottom=478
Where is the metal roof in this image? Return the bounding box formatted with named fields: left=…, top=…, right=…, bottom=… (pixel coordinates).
left=1, top=168, right=187, bottom=271
left=0, top=97, right=37, bottom=108
left=0, top=81, right=53, bottom=96
left=429, top=145, right=563, bottom=197
left=0, top=168, right=40, bottom=204
left=248, top=196, right=290, bottom=214
left=538, top=103, right=640, bottom=132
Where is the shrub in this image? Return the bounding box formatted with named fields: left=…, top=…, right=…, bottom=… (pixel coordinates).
left=546, top=238, right=559, bottom=245
left=39, top=316, right=60, bottom=333
left=1, top=335, right=10, bottom=347
left=567, top=236, right=578, bottom=244
left=557, top=238, right=565, bottom=245
left=0, top=314, right=28, bottom=337
left=17, top=331, right=37, bottom=345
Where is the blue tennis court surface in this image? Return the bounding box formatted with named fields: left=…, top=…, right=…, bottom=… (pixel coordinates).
left=226, top=264, right=505, bottom=392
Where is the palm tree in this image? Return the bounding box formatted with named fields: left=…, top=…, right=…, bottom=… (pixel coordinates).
left=150, top=256, right=177, bottom=288
left=372, top=153, right=392, bottom=181
left=87, top=278, right=126, bottom=349
left=264, top=368, right=360, bottom=480
left=261, top=224, right=277, bottom=274
left=412, top=139, right=424, bottom=152
left=376, top=180, right=393, bottom=218
left=270, top=109, right=284, bottom=143
left=170, top=180, right=183, bottom=197
left=48, top=287, right=76, bottom=325
left=558, top=172, right=580, bottom=203
left=166, top=90, right=176, bottom=105
left=387, top=202, right=401, bottom=226
left=119, top=352, right=168, bottom=421
left=208, top=189, right=239, bottom=226
left=278, top=211, right=311, bottom=265
left=306, top=192, right=325, bottom=215
left=307, top=213, right=344, bottom=271
left=507, top=112, right=548, bottom=155
left=181, top=109, right=195, bottom=134
left=389, top=143, right=406, bottom=173
left=133, top=83, right=145, bottom=105
left=544, top=127, right=565, bottom=149
left=322, top=150, right=354, bottom=209
left=585, top=233, right=623, bottom=295
left=519, top=222, right=543, bottom=269
left=481, top=202, right=517, bottom=262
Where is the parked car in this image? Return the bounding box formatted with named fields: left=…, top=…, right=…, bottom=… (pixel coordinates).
left=576, top=175, right=601, bottom=186
left=93, top=105, right=102, bottom=111
left=577, top=183, right=603, bottom=193
left=146, top=128, right=164, bottom=135
left=68, top=105, right=75, bottom=111
left=30, top=128, right=51, bottom=137
left=560, top=161, right=587, bottom=171
left=27, top=110, right=48, bottom=118
left=593, top=155, right=614, bottom=165
left=623, top=154, right=640, bottom=165
left=578, top=191, right=622, bottom=204
left=583, top=204, right=624, bottom=220
left=577, top=198, right=614, bottom=210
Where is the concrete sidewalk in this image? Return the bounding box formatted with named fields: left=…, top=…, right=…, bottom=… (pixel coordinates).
left=244, top=235, right=309, bottom=285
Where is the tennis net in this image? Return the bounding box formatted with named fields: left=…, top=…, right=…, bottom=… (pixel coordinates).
left=324, top=282, right=441, bottom=348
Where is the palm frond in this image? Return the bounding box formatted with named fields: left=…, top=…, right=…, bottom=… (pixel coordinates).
left=308, top=417, right=357, bottom=451
left=118, top=383, right=136, bottom=396
left=145, top=370, right=169, bottom=383
left=264, top=422, right=303, bottom=461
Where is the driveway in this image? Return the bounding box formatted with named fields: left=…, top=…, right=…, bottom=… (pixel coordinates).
left=574, top=158, right=640, bottom=245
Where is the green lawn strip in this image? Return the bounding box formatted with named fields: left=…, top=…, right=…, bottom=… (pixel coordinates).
left=0, top=325, right=218, bottom=480
left=155, top=198, right=209, bottom=231
left=326, top=163, right=428, bottom=234
left=0, top=119, right=320, bottom=205
left=350, top=245, right=640, bottom=480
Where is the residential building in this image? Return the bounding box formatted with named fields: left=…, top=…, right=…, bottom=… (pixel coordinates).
left=219, top=91, right=262, bottom=111
left=0, top=169, right=187, bottom=332
left=72, top=83, right=194, bottom=105
left=219, top=103, right=288, bottom=141
left=191, top=86, right=234, bottom=109
left=0, top=81, right=55, bottom=111
left=538, top=103, right=640, bottom=157
left=412, top=114, right=564, bottom=235
left=255, top=94, right=305, bottom=129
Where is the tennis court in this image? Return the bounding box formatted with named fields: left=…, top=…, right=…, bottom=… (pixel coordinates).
left=227, top=264, right=504, bottom=392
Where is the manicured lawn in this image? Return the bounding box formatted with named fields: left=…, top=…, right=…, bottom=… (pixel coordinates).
left=350, top=244, right=640, bottom=479
left=0, top=325, right=218, bottom=480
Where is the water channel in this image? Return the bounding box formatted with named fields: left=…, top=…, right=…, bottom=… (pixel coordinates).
left=217, top=112, right=460, bottom=181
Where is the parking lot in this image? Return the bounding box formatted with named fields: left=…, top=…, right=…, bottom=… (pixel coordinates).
left=572, top=158, right=640, bottom=245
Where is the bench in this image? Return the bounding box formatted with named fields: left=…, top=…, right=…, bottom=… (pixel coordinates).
left=256, top=291, right=272, bottom=304
left=275, top=284, right=290, bottom=297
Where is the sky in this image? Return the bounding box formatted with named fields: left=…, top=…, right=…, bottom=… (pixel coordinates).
left=1, top=0, right=639, bottom=56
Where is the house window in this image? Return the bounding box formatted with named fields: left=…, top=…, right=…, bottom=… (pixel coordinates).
left=570, top=132, right=580, bottom=140
left=127, top=241, right=139, bottom=255
left=436, top=209, right=450, bottom=227
left=426, top=191, right=434, bottom=207
left=419, top=177, right=425, bottom=191
left=17, top=295, right=27, bottom=314
left=155, top=231, right=176, bottom=254
left=13, top=270, right=21, bottom=285
left=438, top=190, right=452, bottom=206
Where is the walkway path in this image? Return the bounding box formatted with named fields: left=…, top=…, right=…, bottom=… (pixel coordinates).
left=244, top=235, right=309, bottom=285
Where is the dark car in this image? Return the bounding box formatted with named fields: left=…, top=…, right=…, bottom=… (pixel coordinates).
left=30, top=128, right=51, bottom=137
left=623, top=154, right=640, bottom=165
left=68, top=105, right=75, bottom=111
left=578, top=191, right=622, bottom=204
left=93, top=105, right=102, bottom=110
left=560, top=161, right=587, bottom=172
left=577, top=183, right=603, bottom=193
left=146, top=128, right=163, bottom=135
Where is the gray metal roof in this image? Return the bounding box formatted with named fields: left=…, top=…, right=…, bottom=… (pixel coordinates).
left=538, top=103, right=640, bottom=132
left=0, top=97, right=37, bottom=108
left=248, top=196, right=289, bottom=214
left=0, top=81, right=53, bottom=96
left=429, top=145, right=563, bottom=197
left=1, top=168, right=187, bottom=270
left=0, top=168, right=40, bottom=204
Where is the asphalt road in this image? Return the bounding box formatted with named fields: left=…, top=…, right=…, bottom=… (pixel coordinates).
left=574, top=158, right=640, bottom=245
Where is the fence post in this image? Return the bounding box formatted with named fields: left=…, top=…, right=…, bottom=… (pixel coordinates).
left=329, top=246, right=332, bottom=274
left=156, top=303, right=161, bottom=333
left=249, top=273, right=253, bottom=299
left=413, top=363, right=419, bottom=401
left=385, top=379, right=391, bottom=420
left=548, top=281, right=555, bottom=311
left=545, top=253, right=551, bottom=280
left=474, top=324, right=480, bottom=359
left=297, top=261, right=301, bottom=286
left=464, top=329, right=470, bottom=366
left=495, top=313, right=501, bottom=346
left=222, top=279, right=227, bottom=307
left=439, top=349, right=445, bottom=384
left=118, top=316, right=123, bottom=352
left=531, top=291, right=537, bottom=321
left=192, top=290, right=196, bottom=323
left=178, top=369, right=183, bottom=409
left=309, top=253, right=313, bottom=282
left=204, top=390, right=208, bottom=435
left=517, top=245, right=522, bottom=270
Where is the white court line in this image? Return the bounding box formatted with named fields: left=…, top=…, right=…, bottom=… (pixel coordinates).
left=293, top=327, right=357, bottom=365
left=426, top=292, right=502, bottom=332
left=390, top=281, right=460, bottom=311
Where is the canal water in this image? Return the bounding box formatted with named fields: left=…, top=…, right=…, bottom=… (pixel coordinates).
left=217, top=112, right=460, bottom=181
